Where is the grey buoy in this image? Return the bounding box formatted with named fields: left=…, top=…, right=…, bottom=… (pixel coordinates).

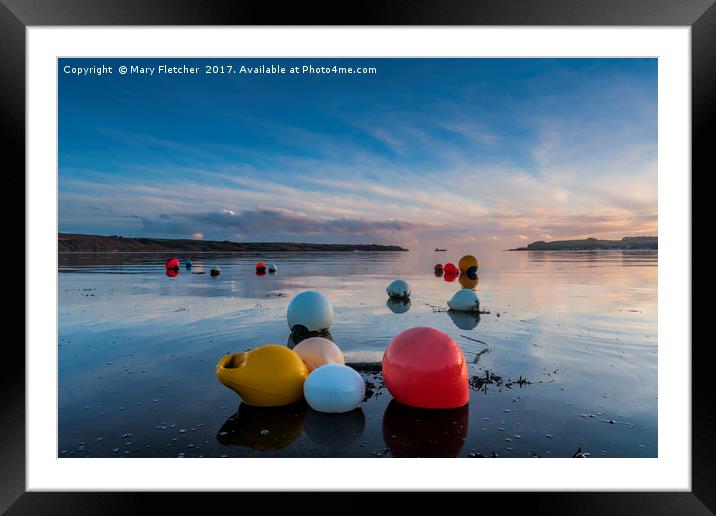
left=210, top=266, right=221, bottom=276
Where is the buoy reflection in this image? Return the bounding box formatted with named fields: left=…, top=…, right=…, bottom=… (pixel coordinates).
left=443, top=271, right=459, bottom=282
left=447, top=310, right=481, bottom=330
left=458, top=273, right=479, bottom=290
left=386, top=298, right=411, bottom=314
left=382, top=400, right=469, bottom=457
left=287, top=329, right=334, bottom=349
left=304, top=408, right=365, bottom=447
left=216, top=401, right=307, bottom=451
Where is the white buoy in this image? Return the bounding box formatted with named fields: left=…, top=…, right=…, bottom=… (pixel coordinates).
left=386, top=279, right=411, bottom=299
left=267, top=263, right=278, bottom=273
left=303, top=364, right=365, bottom=413
left=447, top=288, right=480, bottom=312
left=287, top=290, right=334, bottom=332
left=293, top=337, right=345, bottom=372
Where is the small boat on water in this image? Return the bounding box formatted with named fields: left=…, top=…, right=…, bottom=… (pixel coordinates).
left=435, top=248, right=447, bottom=252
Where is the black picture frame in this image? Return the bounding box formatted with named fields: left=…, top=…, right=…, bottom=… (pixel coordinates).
left=5, top=1, right=705, bottom=513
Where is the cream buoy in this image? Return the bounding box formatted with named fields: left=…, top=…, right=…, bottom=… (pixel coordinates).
left=303, top=364, right=365, bottom=413
left=386, top=279, right=411, bottom=299
left=292, top=337, right=345, bottom=372
left=447, top=289, right=480, bottom=312
left=287, top=290, right=334, bottom=333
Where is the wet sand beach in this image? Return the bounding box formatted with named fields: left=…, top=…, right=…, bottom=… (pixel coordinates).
left=58, top=249, right=657, bottom=458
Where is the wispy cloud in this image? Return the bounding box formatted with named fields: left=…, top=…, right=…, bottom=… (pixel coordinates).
left=58, top=58, right=657, bottom=247
left=140, top=208, right=436, bottom=240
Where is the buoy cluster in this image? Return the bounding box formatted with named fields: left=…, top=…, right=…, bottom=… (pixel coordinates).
left=255, top=261, right=278, bottom=275
left=435, top=254, right=479, bottom=279
left=217, top=291, right=365, bottom=414
left=384, top=255, right=482, bottom=315
left=210, top=253, right=485, bottom=414
left=434, top=254, right=482, bottom=311
left=163, top=258, right=280, bottom=278
left=216, top=282, right=481, bottom=412
left=165, top=257, right=218, bottom=277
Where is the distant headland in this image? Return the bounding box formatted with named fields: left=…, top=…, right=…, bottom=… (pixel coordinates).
left=58, top=233, right=409, bottom=253
left=509, top=236, right=657, bottom=251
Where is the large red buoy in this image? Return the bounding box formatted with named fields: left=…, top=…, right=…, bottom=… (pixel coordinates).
left=256, top=261, right=266, bottom=274
left=382, top=327, right=468, bottom=409
left=165, top=258, right=180, bottom=270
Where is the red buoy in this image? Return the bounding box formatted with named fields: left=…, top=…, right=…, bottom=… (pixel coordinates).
left=443, top=262, right=458, bottom=274
left=443, top=271, right=459, bottom=282
left=165, top=258, right=180, bottom=270
left=165, top=268, right=178, bottom=278
left=255, top=261, right=266, bottom=273
left=382, top=327, right=468, bottom=409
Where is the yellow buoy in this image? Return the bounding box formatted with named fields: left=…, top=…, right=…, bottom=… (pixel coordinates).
left=216, top=345, right=308, bottom=407
left=458, top=255, right=479, bottom=272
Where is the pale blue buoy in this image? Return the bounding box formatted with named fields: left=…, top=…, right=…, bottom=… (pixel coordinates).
left=287, top=291, right=334, bottom=332
left=447, top=289, right=480, bottom=312
left=303, top=364, right=365, bottom=413
left=386, top=279, right=411, bottom=299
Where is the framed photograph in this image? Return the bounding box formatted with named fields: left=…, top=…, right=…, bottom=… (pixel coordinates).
left=8, top=0, right=706, bottom=512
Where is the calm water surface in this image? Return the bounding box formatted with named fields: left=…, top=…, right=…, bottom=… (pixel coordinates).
left=58, top=249, right=657, bottom=458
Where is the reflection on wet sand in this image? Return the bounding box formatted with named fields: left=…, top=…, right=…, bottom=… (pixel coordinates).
left=447, top=310, right=480, bottom=330
left=382, top=400, right=469, bottom=457
left=59, top=249, right=658, bottom=458
left=287, top=330, right=334, bottom=349
left=458, top=273, right=479, bottom=289
left=304, top=408, right=365, bottom=446
left=386, top=298, right=411, bottom=314
left=443, top=271, right=459, bottom=282
left=217, top=401, right=307, bottom=450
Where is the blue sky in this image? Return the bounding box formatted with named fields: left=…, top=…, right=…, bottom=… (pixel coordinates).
left=59, top=58, right=657, bottom=248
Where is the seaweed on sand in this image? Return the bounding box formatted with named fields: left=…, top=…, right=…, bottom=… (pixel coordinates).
left=469, top=371, right=535, bottom=393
